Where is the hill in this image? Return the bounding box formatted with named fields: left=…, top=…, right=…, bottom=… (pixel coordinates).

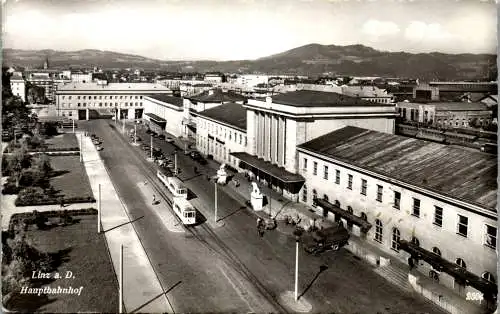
left=3, top=44, right=497, bottom=80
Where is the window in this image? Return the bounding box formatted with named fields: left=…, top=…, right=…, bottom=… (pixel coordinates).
left=68, top=112, right=72, bottom=116
left=303, top=158, right=308, bottom=170
left=312, top=189, right=317, bottom=206
left=393, top=191, right=401, bottom=209
left=482, top=272, right=495, bottom=284
left=457, top=215, right=468, bottom=237
left=434, top=206, right=443, bottom=227
left=335, top=170, right=340, bottom=184
left=78, top=96, right=81, bottom=99
left=376, top=185, right=383, bottom=202
left=411, top=236, right=420, bottom=247
left=347, top=174, right=353, bottom=190
left=239, top=134, right=242, bottom=145
left=313, top=162, right=318, bottom=175
left=69, top=96, right=72, bottom=100
left=432, top=247, right=441, bottom=256
left=335, top=200, right=341, bottom=208
left=361, top=179, right=367, bottom=195
left=323, top=166, right=328, bottom=180
left=77, top=103, right=81, bottom=107
left=374, top=219, right=383, bottom=243
left=485, top=224, right=497, bottom=249
left=456, top=258, right=466, bottom=269
left=412, top=198, right=420, bottom=217
left=302, top=185, right=307, bottom=202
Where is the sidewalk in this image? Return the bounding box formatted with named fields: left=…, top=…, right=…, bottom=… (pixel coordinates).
left=77, top=132, right=172, bottom=313
left=197, top=155, right=489, bottom=314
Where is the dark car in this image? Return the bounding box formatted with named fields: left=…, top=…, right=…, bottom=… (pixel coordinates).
left=302, top=224, right=350, bottom=255
left=190, top=151, right=201, bottom=159
left=158, top=134, right=165, bottom=140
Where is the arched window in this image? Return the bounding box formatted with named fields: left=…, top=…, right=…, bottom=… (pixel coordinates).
left=456, top=258, right=466, bottom=269
left=361, top=212, right=367, bottom=221
left=347, top=206, right=353, bottom=214
left=335, top=200, right=341, bottom=208
left=411, top=236, right=420, bottom=247
left=374, top=219, right=383, bottom=243
left=391, top=228, right=401, bottom=251
left=312, top=189, right=318, bottom=207
left=302, top=185, right=307, bottom=202
left=432, top=247, right=441, bottom=256
left=482, top=272, right=495, bottom=284
left=323, top=194, right=329, bottom=202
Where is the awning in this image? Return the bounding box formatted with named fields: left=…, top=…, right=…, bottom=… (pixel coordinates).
left=399, top=240, right=497, bottom=297
left=314, top=198, right=372, bottom=232
left=144, top=113, right=166, bottom=123
left=230, top=152, right=305, bottom=183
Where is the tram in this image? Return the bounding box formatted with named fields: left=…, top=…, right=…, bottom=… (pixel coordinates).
left=157, top=169, right=188, bottom=199
left=172, top=197, right=196, bottom=225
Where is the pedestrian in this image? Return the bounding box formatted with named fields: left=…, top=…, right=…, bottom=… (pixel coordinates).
left=258, top=227, right=264, bottom=238
left=235, top=179, right=240, bottom=187
left=152, top=194, right=156, bottom=204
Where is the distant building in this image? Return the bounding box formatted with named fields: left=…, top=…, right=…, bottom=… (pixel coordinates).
left=204, top=73, right=224, bottom=83
left=10, top=72, right=26, bottom=102
left=236, top=75, right=269, bottom=88
left=341, top=85, right=394, bottom=104
left=55, top=82, right=172, bottom=120
left=396, top=101, right=493, bottom=128
left=71, top=72, right=93, bottom=83
left=413, top=81, right=497, bottom=102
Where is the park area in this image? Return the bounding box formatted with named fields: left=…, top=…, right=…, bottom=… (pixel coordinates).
left=2, top=210, right=119, bottom=313
left=48, top=155, right=94, bottom=201
left=43, top=133, right=79, bottom=152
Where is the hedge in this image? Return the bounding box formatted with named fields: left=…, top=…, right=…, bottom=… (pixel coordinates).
left=9, top=208, right=98, bottom=230
left=14, top=193, right=96, bottom=207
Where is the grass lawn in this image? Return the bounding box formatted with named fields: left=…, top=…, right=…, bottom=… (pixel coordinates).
left=8, top=214, right=119, bottom=313
left=45, top=133, right=79, bottom=151
left=50, top=156, right=94, bottom=201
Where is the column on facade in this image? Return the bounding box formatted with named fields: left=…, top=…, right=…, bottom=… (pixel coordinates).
left=277, top=117, right=284, bottom=166
left=86, top=109, right=90, bottom=120
left=257, top=112, right=262, bottom=157
left=117, top=108, right=121, bottom=120
left=270, top=114, right=277, bottom=164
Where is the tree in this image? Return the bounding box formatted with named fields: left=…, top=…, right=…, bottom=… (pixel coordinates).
left=42, top=122, right=59, bottom=136
left=31, top=153, right=52, bottom=177
left=6, top=144, right=30, bottom=187
left=26, top=82, right=46, bottom=104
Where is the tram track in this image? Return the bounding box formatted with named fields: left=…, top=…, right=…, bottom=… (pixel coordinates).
left=107, top=123, right=288, bottom=313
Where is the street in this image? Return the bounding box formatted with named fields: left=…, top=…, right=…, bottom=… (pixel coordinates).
left=82, top=119, right=446, bottom=314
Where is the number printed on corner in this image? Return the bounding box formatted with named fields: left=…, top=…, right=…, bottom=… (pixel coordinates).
left=466, top=292, right=483, bottom=303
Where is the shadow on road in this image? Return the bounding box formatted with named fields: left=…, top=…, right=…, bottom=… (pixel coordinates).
left=299, top=264, right=329, bottom=300
left=129, top=280, right=182, bottom=313
left=218, top=206, right=247, bottom=222
left=103, top=215, right=145, bottom=233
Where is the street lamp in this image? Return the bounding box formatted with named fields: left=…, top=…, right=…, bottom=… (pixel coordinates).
left=293, top=228, right=303, bottom=301
left=214, top=181, right=218, bottom=223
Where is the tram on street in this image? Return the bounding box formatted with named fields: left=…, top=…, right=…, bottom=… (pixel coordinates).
left=172, top=197, right=196, bottom=225
left=157, top=169, right=188, bottom=199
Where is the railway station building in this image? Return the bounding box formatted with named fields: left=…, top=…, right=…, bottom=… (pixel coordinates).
left=142, top=94, right=184, bottom=137
left=55, top=81, right=172, bottom=120
left=297, top=126, right=497, bottom=301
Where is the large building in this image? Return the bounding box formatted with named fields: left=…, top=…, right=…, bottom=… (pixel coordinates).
left=142, top=94, right=184, bottom=137
left=397, top=101, right=494, bottom=128
left=231, top=90, right=396, bottom=200
left=297, top=126, right=497, bottom=301
left=55, top=82, right=172, bottom=120
left=10, top=72, right=26, bottom=102
left=194, top=103, right=248, bottom=170
left=413, top=81, right=497, bottom=102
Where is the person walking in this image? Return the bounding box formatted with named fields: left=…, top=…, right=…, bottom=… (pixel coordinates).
left=152, top=194, right=156, bottom=205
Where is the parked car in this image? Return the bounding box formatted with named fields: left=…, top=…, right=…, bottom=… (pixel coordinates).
left=158, top=134, right=165, bottom=140
left=190, top=151, right=201, bottom=159
left=96, top=146, right=104, bottom=151
left=302, top=224, right=350, bottom=255
left=165, top=137, right=175, bottom=143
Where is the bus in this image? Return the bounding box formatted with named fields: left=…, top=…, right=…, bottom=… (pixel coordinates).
left=157, top=169, right=187, bottom=199
left=172, top=197, right=196, bottom=225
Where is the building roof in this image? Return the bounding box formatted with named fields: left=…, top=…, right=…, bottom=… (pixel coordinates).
left=10, top=75, right=23, bottom=81
left=432, top=102, right=490, bottom=111
left=186, top=88, right=247, bottom=103
left=57, top=82, right=171, bottom=91
left=147, top=94, right=183, bottom=107
left=271, top=90, right=394, bottom=107
left=195, top=102, right=247, bottom=131
left=298, top=126, right=497, bottom=211
left=341, top=85, right=391, bottom=98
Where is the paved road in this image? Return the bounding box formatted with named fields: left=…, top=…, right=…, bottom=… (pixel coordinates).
left=84, top=120, right=446, bottom=314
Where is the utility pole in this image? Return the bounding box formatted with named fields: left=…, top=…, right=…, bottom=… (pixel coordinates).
left=98, top=184, right=101, bottom=233
left=119, top=245, right=123, bottom=313
left=150, top=135, right=153, bottom=160
left=214, top=182, right=218, bottom=223
left=295, top=237, right=299, bottom=301
left=174, top=152, right=178, bottom=175
left=72, top=119, right=75, bottom=133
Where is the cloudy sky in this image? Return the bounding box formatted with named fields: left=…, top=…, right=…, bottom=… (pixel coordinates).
left=2, top=0, right=497, bottom=61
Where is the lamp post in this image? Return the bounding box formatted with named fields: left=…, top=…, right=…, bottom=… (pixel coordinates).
left=150, top=135, right=153, bottom=160
left=98, top=184, right=102, bottom=233
left=174, top=151, right=178, bottom=175
left=292, top=229, right=303, bottom=302
left=214, top=181, right=218, bottom=223
left=119, top=244, right=124, bottom=313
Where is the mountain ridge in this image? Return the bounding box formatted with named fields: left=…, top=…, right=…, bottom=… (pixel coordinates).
left=3, top=44, right=497, bottom=80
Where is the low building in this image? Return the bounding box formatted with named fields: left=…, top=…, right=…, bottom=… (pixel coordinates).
left=297, top=126, right=497, bottom=300
left=236, top=75, right=269, bottom=88
left=71, top=71, right=93, bottom=83
left=142, top=95, right=184, bottom=137
left=194, top=103, right=248, bottom=170
left=55, top=82, right=172, bottom=120
left=204, top=72, right=224, bottom=83
left=10, top=72, right=26, bottom=102
left=396, top=101, right=493, bottom=128
left=413, top=81, right=497, bottom=102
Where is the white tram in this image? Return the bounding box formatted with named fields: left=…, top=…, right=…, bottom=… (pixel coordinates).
left=172, top=197, right=196, bottom=225
left=157, top=169, right=188, bottom=199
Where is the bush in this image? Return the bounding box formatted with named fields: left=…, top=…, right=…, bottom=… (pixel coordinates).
left=15, top=187, right=50, bottom=206
left=2, top=177, right=20, bottom=195
left=33, top=210, right=48, bottom=230
left=19, top=168, right=49, bottom=188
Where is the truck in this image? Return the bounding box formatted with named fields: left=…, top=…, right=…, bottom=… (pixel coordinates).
left=302, top=224, right=350, bottom=255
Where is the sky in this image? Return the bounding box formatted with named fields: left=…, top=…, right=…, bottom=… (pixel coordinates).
left=2, top=0, right=497, bottom=61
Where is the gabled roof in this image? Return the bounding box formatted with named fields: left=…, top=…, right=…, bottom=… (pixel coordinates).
left=194, top=102, right=247, bottom=131
left=186, top=88, right=247, bottom=103
left=271, top=90, right=394, bottom=107
left=298, top=126, right=497, bottom=211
